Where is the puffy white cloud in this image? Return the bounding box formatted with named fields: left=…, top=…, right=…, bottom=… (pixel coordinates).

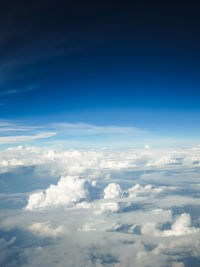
left=1, top=144, right=200, bottom=267
left=0, top=145, right=200, bottom=178
left=141, top=213, right=200, bottom=237
left=96, top=201, right=120, bottom=215
left=100, top=159, right=134, bottom=170
left=26, top=176, right=94, bottom=210
left=128, top=184, right=165, bottom=197
left=146, top=155, right=180, bottom=167
left=104, top=183, right=123, bottom=199
left=0, top=146, right=136, bottom=175
left=162, top=213, right=200, bottom=237
left=28, top=222, right=65, bottom=238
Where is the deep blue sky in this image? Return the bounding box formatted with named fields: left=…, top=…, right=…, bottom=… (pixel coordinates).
left=0, top=0, right=200, bottom=140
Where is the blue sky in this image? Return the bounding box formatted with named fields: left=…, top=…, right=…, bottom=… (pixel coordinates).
left=0, top=0, right=200, bottom=147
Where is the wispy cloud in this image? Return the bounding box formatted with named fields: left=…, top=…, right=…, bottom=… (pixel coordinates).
left=1, top=120, right=199, bottom=149
left=0, top=85, right=39, bottom=98
left=0, top=120, right=147, bottom=147
left=0, top=132, right=56, bottom=145
left=0, top=120, right=44, bottom=133
left=50, top=122, right=146, bottom=135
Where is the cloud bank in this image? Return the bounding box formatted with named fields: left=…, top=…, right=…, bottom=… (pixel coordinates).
left=0, top=145, right=200, bottom=267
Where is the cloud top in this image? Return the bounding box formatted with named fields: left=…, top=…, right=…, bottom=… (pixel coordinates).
left=104, top=183, right=123, bottom=199
left=26, top=176, right=92, bottom=210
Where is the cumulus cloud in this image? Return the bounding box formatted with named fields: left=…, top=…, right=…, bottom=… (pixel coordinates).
left=162, top=213, right=200, bottom=236
left=1, top=144, right=200, bottom=267
left=0, top=146, right=137, bottom=175
left=0, top=145, right=200, bottom=178
left=25, top=173, right=169, bottom=213
left=104, top=183, right=123, bottom=199
left=128, top=184, right=165, bottom=197
left=28, top=222, right=65, bottom=238
left=141, top=213, right=200, bottom=237
left=25, top=176, right=95, bottom=210
left=146, top=155, right=180, bottom=167
left=96, top=201, right=120, bottom=215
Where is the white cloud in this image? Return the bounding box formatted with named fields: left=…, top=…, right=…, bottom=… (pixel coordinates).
left=100, top=159, right=134, bottom=170
left=141, top=213, right=200, bottom=237
left=0, top=145, right=200, bottom=177
left=26, top=176, right=94, bottom=210
left=50, top=122, right=145, bottom=135
left=0, top=120, right=45, bottom=133
left=0, top=132, right=55, bottom=145
left=96, top=201, right=120, bottom=215
left=128, top=184, right=165, bottom=197
left=146, top=155, right=180, bottom=167
left=28, top=222, right=65, bottom=238
left=1, top=144, right=200, bottom=267
left=104, top=183, right=123, bottom=199
left=0, top=121, right=14, bottom=127
left=162, top=213, right=200, bottom=237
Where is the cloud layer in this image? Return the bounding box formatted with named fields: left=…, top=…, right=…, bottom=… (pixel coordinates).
left=0, top=145, right=200, bottom=267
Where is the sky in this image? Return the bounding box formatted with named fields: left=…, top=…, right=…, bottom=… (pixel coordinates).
left=1, top=2, right=200, bottom=267
left=0, top=0, right=200, bottom=147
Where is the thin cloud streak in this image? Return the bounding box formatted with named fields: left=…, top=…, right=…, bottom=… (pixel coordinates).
left=50, top=122, right=146, bottom=135
left=0, top=132, right=56, bottom=145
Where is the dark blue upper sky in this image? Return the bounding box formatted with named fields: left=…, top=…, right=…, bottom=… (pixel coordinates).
left=0, top=0, right=200, bottom=139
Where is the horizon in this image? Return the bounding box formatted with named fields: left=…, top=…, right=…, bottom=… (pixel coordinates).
left=0, top=1, right=200, bottom=267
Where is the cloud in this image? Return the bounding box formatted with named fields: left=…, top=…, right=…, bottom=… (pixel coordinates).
left=141, top=213, right=200, bottom=237
left=25, top=173, right=170, bottom=212
left=28, top=222, right=65, bottom=238
left=0, top=120, right=47, bottom=135
left=0, top=121, right=15, bottom=127
left=0, top=85, right=39, bottom=97
left=0, top=236, right=16, bottom=249
left=25, top=176, right=95, bottom=210
left=104, top=183, right=123, bottom=199
left=1, top=145, right=200, bottom=266
left=1, top=144, right=197, bottom=177
left=0, top=132, right=56, bottom=145
left=128, top=184, right=166, bottom=197
left=50, top=122, right=145, bottom=135
left=0, top=236, right=17, bottom=267
left=96, top=202, right=120, bottom=215
left=162, top=213, right=200, bottom=237
left=0, top=145, right=138, bottom=175
left=172, top=262, right=185, bottom=267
